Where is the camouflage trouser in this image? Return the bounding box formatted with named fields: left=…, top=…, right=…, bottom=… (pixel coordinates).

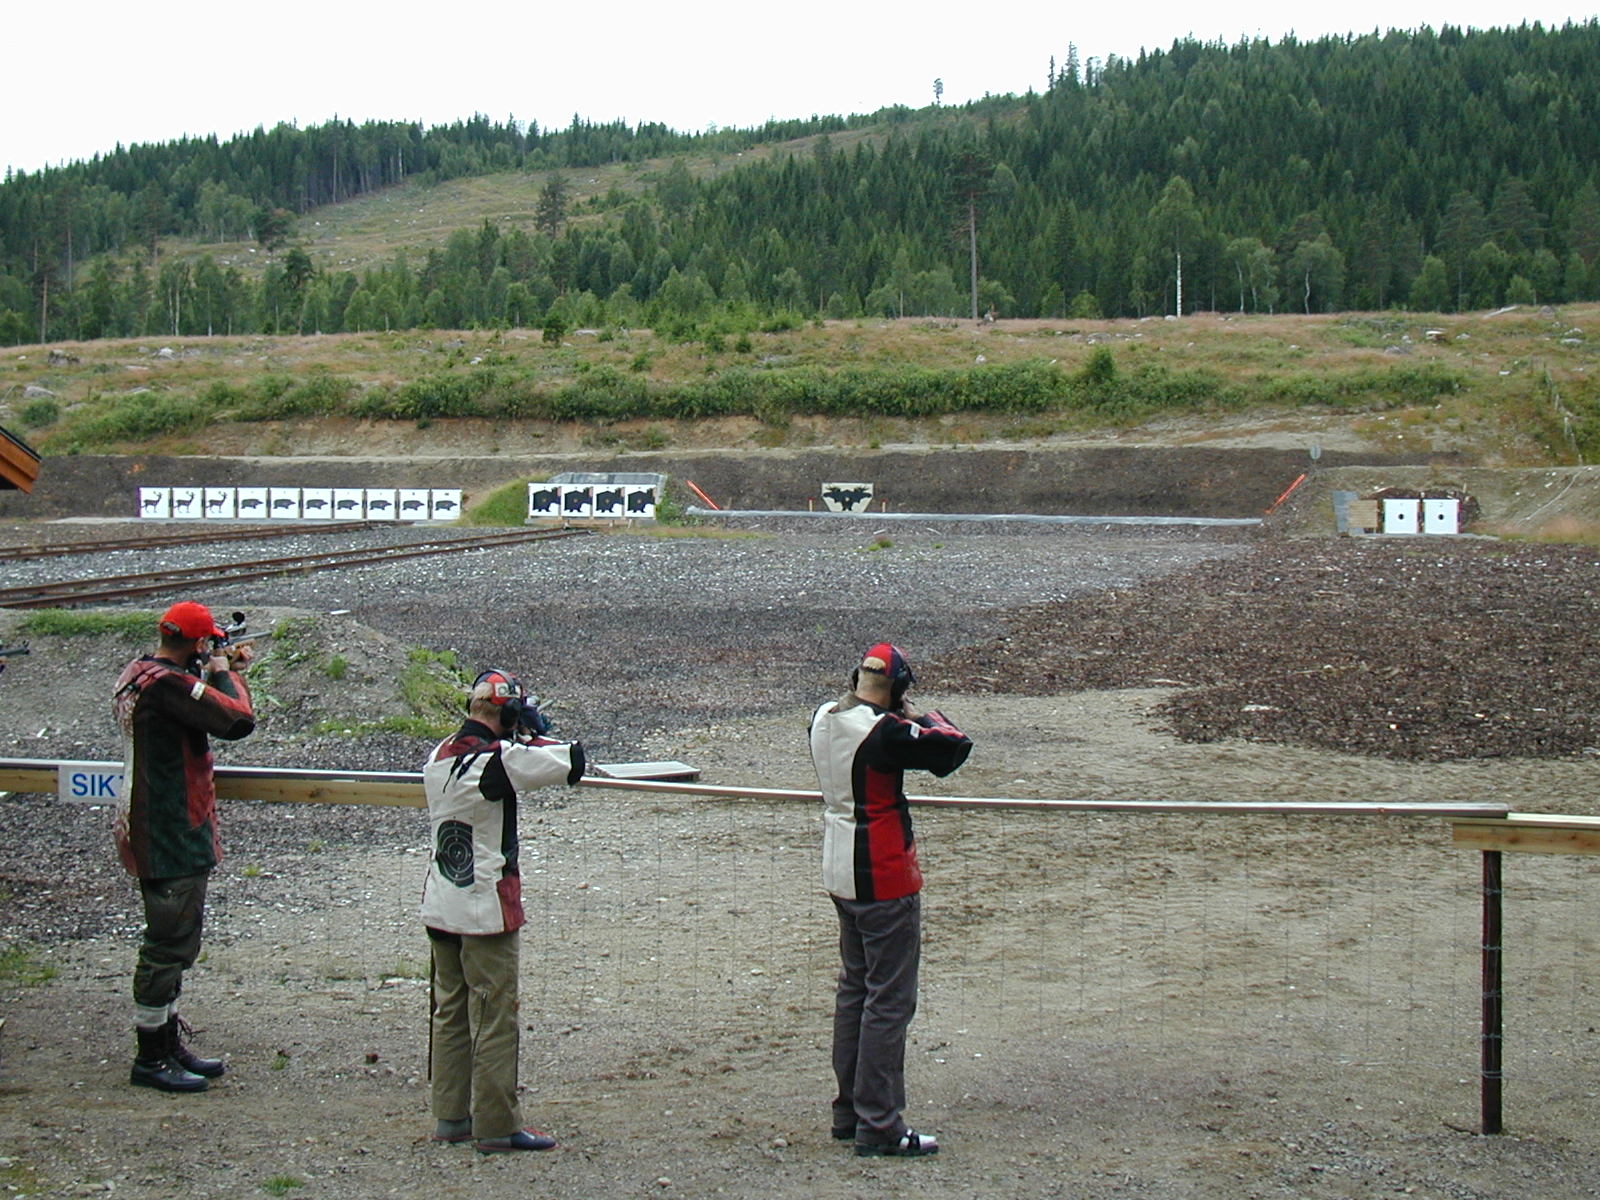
left=134, top=871, right=209, bottom=1017
left=428, top=927, right=523, bottom=1140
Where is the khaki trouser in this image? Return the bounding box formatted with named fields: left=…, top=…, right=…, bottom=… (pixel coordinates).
left=134, top=871, right=209, bottom=1014
left=428, top=927, right=523, bottom=1139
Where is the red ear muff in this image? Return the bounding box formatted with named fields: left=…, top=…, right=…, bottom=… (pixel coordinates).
left=472, top=668, right=544, bottom=733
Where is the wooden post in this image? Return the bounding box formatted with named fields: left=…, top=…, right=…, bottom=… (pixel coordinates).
left=1481, top=849, right=1504, bottom=1135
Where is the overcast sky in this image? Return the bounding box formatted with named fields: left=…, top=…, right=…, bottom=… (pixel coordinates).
left=5, top=0, right=1597, bottom=177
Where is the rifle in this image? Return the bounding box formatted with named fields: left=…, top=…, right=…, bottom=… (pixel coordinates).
left=201, top=614, right=271, bottom=680
left=214, top=612, right=272, bottom=651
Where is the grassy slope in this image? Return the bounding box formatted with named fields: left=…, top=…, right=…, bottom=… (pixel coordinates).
left=2, top=305, right=1595, bottom=465
left=145, top=126, right=883, bottom=283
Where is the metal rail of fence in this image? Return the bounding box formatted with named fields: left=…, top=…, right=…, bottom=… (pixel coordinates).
left=9, top=754, right=1599, bottom=1136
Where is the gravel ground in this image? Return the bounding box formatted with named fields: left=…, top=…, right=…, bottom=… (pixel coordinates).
left=7, top=518, right=1600, bottom=1200
left=0, top=519, right=1250, bottom=947
left=937, top=536, right=1600, bottom=761
left=0, top=518, right=1253, bottom=771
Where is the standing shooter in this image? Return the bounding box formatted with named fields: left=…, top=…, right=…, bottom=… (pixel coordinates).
left=421, top=669, right=586, bottom=1154
left=810, top=642, right=972, bottom=1158
left=113, top=601, right=255, bottom=1093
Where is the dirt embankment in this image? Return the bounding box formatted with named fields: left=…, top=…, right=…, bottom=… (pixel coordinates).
left=1, top=443, right=1458, bottom=522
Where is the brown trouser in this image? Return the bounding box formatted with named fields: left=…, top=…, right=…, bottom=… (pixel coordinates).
left=428, top=927, right=523, bottom=1140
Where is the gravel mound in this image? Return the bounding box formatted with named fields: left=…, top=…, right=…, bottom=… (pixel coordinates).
left=934, top=537, right=1600, bottom=760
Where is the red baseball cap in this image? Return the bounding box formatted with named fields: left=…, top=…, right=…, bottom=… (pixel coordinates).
left=860, top=642, right=915, bottom=687
left=159, top=601, right=224, bottom=640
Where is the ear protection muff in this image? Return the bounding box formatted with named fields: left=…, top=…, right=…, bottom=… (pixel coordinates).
left=472, top=668, right=550, bottom=736
left=890, top=670, right=913, bottom=704
left=472, top=668, right=524, bottom=722
left=856, top=643, right=916, bottom=702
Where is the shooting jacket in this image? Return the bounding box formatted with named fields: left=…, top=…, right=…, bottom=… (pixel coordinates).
left=113, top=655, right=255, bottom=879
left=421, top=720, right=585, bottom=936
left=811, top=696, right=972, bottom=902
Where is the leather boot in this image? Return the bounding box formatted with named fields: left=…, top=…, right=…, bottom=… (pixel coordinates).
left=130, top=1025, right=209, bottom=1092
left=166, top=1014, right=225, bottom=1078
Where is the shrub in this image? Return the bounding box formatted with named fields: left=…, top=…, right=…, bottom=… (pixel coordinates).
left=19, top=609, right=156, bottom=638
left=233, top=373, right=351, bottom=421
left=19, top=396, right=59, bottom=428
left=68, top=392, right=216, bottom=446
left=1080, top=346, right=1118, bottom=388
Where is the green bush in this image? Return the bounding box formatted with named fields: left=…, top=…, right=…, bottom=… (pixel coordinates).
left=1255, top=363, right=1464, bottom=409
left=467, top=478, right=545, bottom=525
left=391, top=373, right=484, bottom=419
left=68, top=392, right=216, bottom=446
left=19, top=396, right=59, bottom=427
left=1080, top=346, right=1118, bottom=388
left=232, top=373, right=351, bottom=421
left=19, top=610, right=157, bottom=638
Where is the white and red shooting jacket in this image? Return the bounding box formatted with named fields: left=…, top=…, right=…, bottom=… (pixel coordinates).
left=420, top=720, right=584, bottom=936
left=811, top=695, right=972, bottom=902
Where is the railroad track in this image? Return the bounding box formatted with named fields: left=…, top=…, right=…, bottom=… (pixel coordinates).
left=0, top=527, right=590, bottom=609
left=0, top=522, right=380, bottom=562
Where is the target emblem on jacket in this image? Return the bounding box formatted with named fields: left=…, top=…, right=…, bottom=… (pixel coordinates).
left=435, top=820, right=475, bottom=887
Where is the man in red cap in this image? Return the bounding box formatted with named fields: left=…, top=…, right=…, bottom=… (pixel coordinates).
left=112, top=601, right=256, bottom=1092
left=810, top=642, right=972, bottom=1158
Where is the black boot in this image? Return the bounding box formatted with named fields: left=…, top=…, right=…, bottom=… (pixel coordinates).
left=130, top=1025, right=209, bottom=1092
left=166, top=1015, right=225, bottom=1078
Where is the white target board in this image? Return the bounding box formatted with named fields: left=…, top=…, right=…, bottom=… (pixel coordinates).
left=203, top=487, right=236, bottom=520
left=268, top=487, right=302, bottom=520
left=528, top=484, right=562, bottom=518
left=1383, top=498, right=1420, bottom=535
left=236, top=487, right=269, bottom=519
left=365, top=489, right=398, bottom=521
left=300, top=487, right=333, bottom=520
left=431, top=489, right=463, bottom=520
left=560, top=486, right=594, bottom=518
left=1423, top=498, right=1460, bottom=535
left=591, top=486, right=629, bottom=518
left=821, top=482, right=875, bottom=513
left=397, top=489, right=431, bottom=521
left=137, top=487, right=170, bottom=519
left=332, top=488, right=365, bottom=520
left=623, top=486, right=657, bottom=519
left=172, top=486, right=204, bottom=518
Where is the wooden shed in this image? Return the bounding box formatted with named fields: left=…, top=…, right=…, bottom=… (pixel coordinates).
left=0, top=425, right=40, bottom=493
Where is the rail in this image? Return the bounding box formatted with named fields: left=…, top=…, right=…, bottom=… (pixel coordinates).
left=0, top=527, right=591, bottom=608
left=0, top=758, right=1513, bottom=817
left=686, top=506, right=1264, bottom=526
left=0, top=522, right=380, bottom=562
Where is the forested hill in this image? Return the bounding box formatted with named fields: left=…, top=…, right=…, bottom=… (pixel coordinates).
left=2, top=20, right=1598, bottom=345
